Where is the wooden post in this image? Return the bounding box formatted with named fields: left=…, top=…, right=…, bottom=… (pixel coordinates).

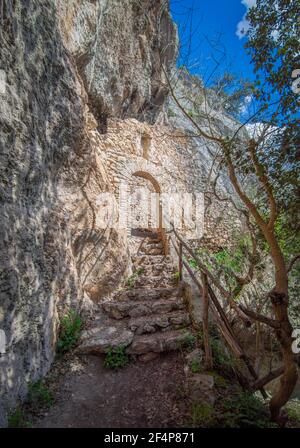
left=169, top=234, right=267, bottom=398
left=201, top=272, right=213, bottom=371
left=178, top=242, right=183, bottom=282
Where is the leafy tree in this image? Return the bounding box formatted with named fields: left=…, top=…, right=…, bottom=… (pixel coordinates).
left=160, top=0, right=300, bottom=426
left=245, top=0, right=300, bottom=121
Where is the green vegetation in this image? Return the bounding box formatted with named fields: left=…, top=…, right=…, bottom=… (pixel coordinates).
left=104, top=346, right=129, bottom=370
left=210, top=372, right=229, bottom=390
left=7, top=407, right=29, bottom=428
left=124, top=268, right=144, bottom=289
left=57, top=309, right=82, bottom=354
left=246, top=0, right=299, bottom=117
left=27, top=380, right=54, bottom=408
left=285, top=399, right=300, bottom=425
left=172, top=271, right=181, bottom=283
left=190, top=390, right=275, bottom=428
left=167, top=107, right=177, bottom=118
left=190, top=359, right=202, bottom=374
left=197, top=329, right=242, bottom=376
left=190, top=402, right=215, bottom=427
left=219, top=391, right=276, bottom=428
left=7, top=380, right=54, bottom=427
left=181, top=331, right=196, bottom=351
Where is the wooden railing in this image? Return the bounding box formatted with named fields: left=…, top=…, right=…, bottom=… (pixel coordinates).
left=159, top=227, right=170, bottom=256
left=167, top=223, right=267, bottom=399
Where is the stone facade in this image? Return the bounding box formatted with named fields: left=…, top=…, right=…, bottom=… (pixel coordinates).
left=97, top=118, right=245, bottom=253
left=0, top=0, right=245, bottom=427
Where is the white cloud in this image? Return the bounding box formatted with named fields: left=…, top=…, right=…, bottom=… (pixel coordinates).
left=239, top=95, right=253, bottom=115
left=236, top=0, right=257, bottom=39
left=241, top=0, right=257, bottom=8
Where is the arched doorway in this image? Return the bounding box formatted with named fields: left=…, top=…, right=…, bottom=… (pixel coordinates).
left=130, top=171, right=162, bottom=237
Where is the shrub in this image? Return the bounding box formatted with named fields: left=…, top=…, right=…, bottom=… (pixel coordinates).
left=220, top=391, right=275, bottom=428
left=57, top=309, right=82, bottom=354
left=190, top=359, right=202, bottom=374
left=104, top=346, right=129, bottom=369
left=190, top=402, right=215, bottom=427
left=124, top=268, right=144, bottom=289
left=27, top=380, right=54, bottom=408
left=172, top=271, right=180, bottom=281
left=181, top=331, right=197, bottom=351
left=7, top=407, right=28, bottom=428
left=285, top=399, right=300, bottom=425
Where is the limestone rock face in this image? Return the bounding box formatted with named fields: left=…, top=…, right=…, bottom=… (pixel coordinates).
left=57, top=0, right=178, bottom=123
left=0, top=0, right=177, bottom=426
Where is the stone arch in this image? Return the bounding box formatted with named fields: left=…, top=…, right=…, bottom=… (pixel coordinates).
left=124, top=158, right=164, bottom=184
left=130, top=170, right=162, bottom=231
left=132, top=170, right=161, bottom=194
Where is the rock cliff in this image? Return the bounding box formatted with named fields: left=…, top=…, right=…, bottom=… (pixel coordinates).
left=0, top=0, right=177, bottom=426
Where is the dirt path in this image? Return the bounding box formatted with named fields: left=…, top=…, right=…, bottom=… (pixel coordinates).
left=33, top=352, right=189, bottom=428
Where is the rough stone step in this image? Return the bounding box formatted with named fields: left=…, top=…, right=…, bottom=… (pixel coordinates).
left=146, top=238, right=162, bottom=244
left=115, top=286, right=184, bottom=302
left=128, top=311, right=191, bottom=335
left=141, top=263, right=174, bottom=275
left=134, top=275, right=176, bottom=288
left=102, top=297, right=186, bottom=320
left=126, top=329, right=190, bottom=355
left=132, top=254, right=172, bottom=265
left=145, top=242, right=163, bottom=249
left=139, top=247, right=164, bottom=256
left=77, top=322, right=134, bottom=355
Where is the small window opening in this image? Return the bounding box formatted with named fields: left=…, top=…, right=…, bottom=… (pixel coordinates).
left=141, top=134, right=151, bottom=160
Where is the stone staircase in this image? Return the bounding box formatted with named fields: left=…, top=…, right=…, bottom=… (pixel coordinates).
left=78, top=232, right=193, bottom=359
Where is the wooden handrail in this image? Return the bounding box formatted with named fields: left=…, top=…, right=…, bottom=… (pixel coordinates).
left=202, top=272, right=213, bottom=370
left=169, top=226, right=267, bottom=399
left=178, top=241, right=183, bottom=281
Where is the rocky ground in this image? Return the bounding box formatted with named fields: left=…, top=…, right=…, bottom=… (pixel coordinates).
left=30, top=352, right=190, bottom=428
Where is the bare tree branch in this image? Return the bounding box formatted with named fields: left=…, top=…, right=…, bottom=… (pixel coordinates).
left=287, top=254, right=300, bottom=273
left=252, top=366, right=285, bottom=391
left=239, top=305, right=280, bottom=329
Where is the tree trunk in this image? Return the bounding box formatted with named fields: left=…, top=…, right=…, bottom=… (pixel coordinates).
left=225, top=158, right=298, bottom=426
left=264, top=231, right=298, bottom=426
left=201, top=272, right=213, bottom=370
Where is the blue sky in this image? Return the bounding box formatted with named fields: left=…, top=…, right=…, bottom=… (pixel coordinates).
left=169, top=0, right=256, bottom=85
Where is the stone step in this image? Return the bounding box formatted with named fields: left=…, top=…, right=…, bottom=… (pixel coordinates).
left=131, top=229, right=160, bottom=239
left=77, top=320, right=134, bottom=355
left=145, top=241, right=163, bottom=249
left=134, top=275, right=176, bottom=288
left=132, top=254, right=172, bottom=265
left=146, top=238, right=162, bottom=244
left=128, top=310, right=191, bottom=335
left=102, top=296, right=185, bottom=320
left=141, top=264, right=174, bottom=277
left=126, top=329, right=190, bottom=355
left=115, top=286, right=184, bottom=302
left=139, top=247, right=164, bottom=256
